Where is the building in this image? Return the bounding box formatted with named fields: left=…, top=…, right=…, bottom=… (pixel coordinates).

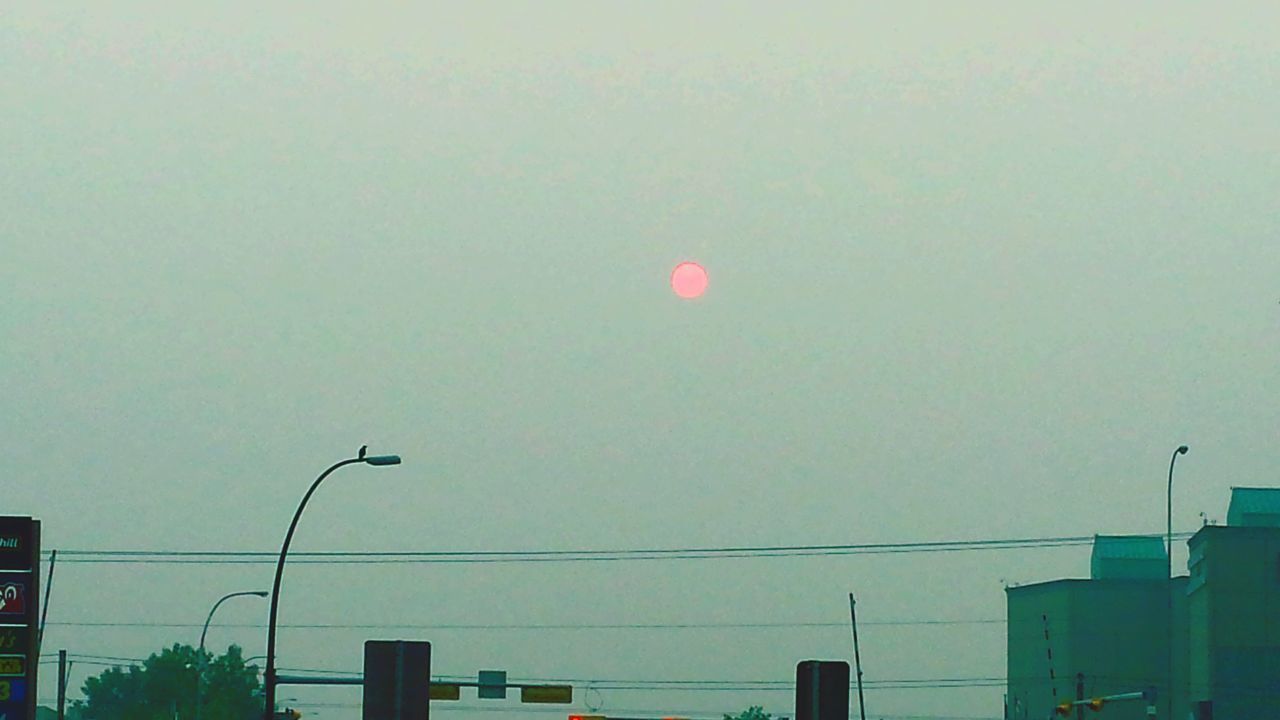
left=1005, top=536, right=1187, bottom=720
left=1007, top=487, right=1280, bottom=720
left=1185, top=488, right=1280, bottom=719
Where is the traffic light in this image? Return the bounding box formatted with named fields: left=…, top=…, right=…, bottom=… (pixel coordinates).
left=1054, top=701, right=1073, bottom=716
left=1088, top=698, right=1106, bottom=711
left=274, top=710, right=302, bottom=720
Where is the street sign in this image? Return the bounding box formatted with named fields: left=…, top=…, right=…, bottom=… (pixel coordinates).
left=477, top=670, right=506, bottom=700
left=520, top=685, right=572, bottom=704
left=428, top=683, right=460, bottom=701
left=0, top=517, right=37, bottom=720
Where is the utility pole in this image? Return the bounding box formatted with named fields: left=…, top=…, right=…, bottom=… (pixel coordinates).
left=847, top=593, right=867, bottom=720
left=57, top=649, right=67, bottom=720
left=37, top=549, right=57, bottom=657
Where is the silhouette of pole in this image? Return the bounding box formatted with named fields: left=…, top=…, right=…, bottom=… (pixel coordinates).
left=1167, top=444, right=1188, bottom=720
left=198, top=590, right=266, bottom=720
left=848, top=593, right=867, bottom=720
left=262, top=448, right=401, bottom=720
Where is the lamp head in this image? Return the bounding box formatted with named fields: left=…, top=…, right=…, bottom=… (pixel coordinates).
left=250, top=591, right=269, bottom=598
left=364, top=454, right=401, bottom=466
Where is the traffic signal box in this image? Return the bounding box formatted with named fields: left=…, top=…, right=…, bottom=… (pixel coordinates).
left=363, top=641, right=431, bottom=720
left=795, top=661, right=849, bottom=720
left=1055, top=698, right=1109, bottom=715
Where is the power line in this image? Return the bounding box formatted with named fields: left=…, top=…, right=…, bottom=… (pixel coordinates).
left=34, top=532, right=1196, bottom=565
left=54, top=654, right=1009, bottom=690
left=46, top=618, right=1006, bottom=631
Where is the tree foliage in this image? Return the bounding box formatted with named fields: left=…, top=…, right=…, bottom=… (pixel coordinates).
left=70, top=643, right=261, bottom=720
left=724, top=706, right=773, bottom=720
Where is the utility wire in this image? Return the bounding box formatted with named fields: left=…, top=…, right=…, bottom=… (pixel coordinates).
left=46, top=618, right=1005, bottom=630
left=35, top=532, right=1195, bottom=565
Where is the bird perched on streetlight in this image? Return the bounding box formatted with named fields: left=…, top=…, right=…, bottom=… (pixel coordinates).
left=358, top=445, right=368, bottom=459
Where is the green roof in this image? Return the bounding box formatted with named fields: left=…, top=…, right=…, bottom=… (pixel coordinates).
left=1227, top=487, right=1280, bottom=526
left=1090, top=535, right=1166, bottom=579
left=1091, top=534, right=1166, bottom=560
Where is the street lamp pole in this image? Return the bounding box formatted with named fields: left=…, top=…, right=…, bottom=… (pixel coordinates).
left=1167, top=444, right=1189, bottom=720
left=262, top=447, right=402, bottom=720
left=198, top=591, right=267, bottom=720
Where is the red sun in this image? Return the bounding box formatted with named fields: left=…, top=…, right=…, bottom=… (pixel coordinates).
left=670, top=261, right=708, bottom=299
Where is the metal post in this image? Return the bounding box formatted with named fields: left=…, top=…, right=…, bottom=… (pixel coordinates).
left=259, top=456, right=360, bottom=712
left=810, top=663, right=821, bottom=720
left=263, top=449, right=400, bottom=720
left=1167, top=445, right=1188, bottom=720
left=848, top=593, right=867, bottom=720
left=37, top=550, right=57, bottom=655
left=394, top=642, right=406, bottom=720
left=57, top=649, right=67, bottom=720
left=199, top=591, right=266, bottom=720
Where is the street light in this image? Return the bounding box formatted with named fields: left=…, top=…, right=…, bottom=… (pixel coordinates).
left=1167, top=444, right=1189, bottom=720
left=262, top=447, right=402, bottom=720
left=198, top=591, right=268, bottom=720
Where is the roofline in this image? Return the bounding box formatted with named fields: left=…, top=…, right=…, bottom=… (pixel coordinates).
left=1190, top=522, right=1280, bottom=546
left=1005, top=576, right=1188, bottom=593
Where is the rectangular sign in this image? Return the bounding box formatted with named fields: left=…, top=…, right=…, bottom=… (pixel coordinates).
left=477, top=670, right=506, bottom=699
left=519, top=685, right=573, bottom=704
left=0, top=679, right=25, bottom=703
left=428, top=683, right=461, bottom=701
left=0, top=629, right=27, bottom=654
left=0, top=658, right=23, bottom=678
left=0, top=582, right=26, bottom=618
left=0, top=517, right=38, bottom=720
left=0, top=519, right=33, bottom=571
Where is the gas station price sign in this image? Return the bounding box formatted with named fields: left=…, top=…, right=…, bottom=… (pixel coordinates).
left=0, top=517, right=39, bottom=720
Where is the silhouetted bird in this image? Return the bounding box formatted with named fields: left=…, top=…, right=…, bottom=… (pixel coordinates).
left=358, top=445, right=367, bottom=459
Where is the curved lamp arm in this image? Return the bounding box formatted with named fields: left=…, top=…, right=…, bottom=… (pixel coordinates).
left=262, top=450, right=401, bottom=720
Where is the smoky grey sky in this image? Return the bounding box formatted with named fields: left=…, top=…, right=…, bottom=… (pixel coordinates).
left=3, top=3, right=1278, bottom=719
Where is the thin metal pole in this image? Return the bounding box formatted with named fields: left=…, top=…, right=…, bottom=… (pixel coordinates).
left=847, top=593, right=867, bottom=720
left=263, top=456, right=363, bottom=720
left=199, top=591, right=266, bottom=720
left=1167, top=445, right=1187, bottom=720
left=37, top=549, right=57, bottom=653
left=57, top=649, right=67, bottom=720
left=810, top=662, right=821, bottom=720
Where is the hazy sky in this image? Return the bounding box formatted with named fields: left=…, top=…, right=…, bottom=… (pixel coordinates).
left=4, top=4, right=1278, bottom=720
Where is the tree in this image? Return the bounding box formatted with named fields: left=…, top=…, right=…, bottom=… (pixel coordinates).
left=724, top=706, right=773, bottom=720
left=70, top=643, right=262, bottom=720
